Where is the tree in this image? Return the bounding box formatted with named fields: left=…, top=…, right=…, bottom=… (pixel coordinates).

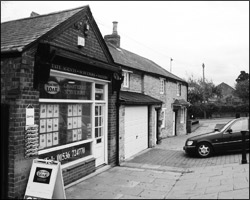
left=186, top=75, right=222, bottom=119
left=234, top=79, right=249, bottom=103
left=187, top=76, right=221, bottom=104
left=235, top=71, right=249, bottom=83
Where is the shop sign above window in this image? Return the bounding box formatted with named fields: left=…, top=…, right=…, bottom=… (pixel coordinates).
left=51, top=64, right=110, bottom=81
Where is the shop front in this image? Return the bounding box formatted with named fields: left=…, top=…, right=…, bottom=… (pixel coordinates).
left=38, top=65, right=109, bottom=169
left=1, top=5, right=123, bottom=198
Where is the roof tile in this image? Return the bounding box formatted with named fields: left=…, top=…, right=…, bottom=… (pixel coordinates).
left=1, top=6, right=87, bottom=52
left=107, top=43, right=186, bottom=83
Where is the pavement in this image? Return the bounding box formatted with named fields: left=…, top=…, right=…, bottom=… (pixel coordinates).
left=65, top=118, right=249, bottom=199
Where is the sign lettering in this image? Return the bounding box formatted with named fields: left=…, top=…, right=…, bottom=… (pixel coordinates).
left=51, top=64, right=110, bottom=80
left=39, top=143, right=90, bottom=164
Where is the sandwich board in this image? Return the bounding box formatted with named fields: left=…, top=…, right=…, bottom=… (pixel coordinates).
left=24, top=159, right=66, bottom=199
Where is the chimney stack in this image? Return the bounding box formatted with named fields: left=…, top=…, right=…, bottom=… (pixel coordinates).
left=104, top=21, right=120, bottom=48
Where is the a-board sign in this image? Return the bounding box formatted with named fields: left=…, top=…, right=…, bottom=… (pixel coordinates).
left=24, top=159, right=66, bottom=199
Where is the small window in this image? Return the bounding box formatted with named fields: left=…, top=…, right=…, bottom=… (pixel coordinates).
left=177, top=83, right=181, bottom=96
left=160, top=108, right=166, bottom=128
left=160, top=79, right=165, bottom=94
left=122, top=71, right=129, bottom=88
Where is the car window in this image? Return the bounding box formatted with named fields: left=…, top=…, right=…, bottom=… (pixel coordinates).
left=229, top=119, right=248, bottom=133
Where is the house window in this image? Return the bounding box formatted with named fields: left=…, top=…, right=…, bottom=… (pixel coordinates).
left=122, top=71, right=129, bottom=88
left=177, top=83, right=181, bottom=96
left=160, top=78, right=165, bottom=94
left=160, top=108, right=166, bottom=128
left=180, top=107, right=186, bottom=124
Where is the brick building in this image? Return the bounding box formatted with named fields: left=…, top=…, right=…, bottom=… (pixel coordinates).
left=104, top=22, right=189, bottom=162
left=1, top=6, right=122, bottom=198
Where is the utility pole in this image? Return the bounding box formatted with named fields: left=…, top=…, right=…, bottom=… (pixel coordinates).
left=202, top=63, right=206, bottom=119
left=170, top=58, right=173, bottom=73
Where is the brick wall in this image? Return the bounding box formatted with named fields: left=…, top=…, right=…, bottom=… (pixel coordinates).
left=108, top=87, right=118, bottom=166
left=121, top=72, right=142, bottom=93
left=121, top=69, right=188, bottom=139
left=164, top=81, right=188, bottom=137
left=1, top=54, right=119, bottom=199
left=118, top=105, right=125, bottom=161
left=1, top=50, right=40, bottom=199
left=62, top=158, right=95, bottom=186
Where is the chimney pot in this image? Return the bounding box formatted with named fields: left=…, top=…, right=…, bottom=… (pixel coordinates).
left=113, top=21, right=118, bottom=35
left=104, top=21, right=120, bottom=48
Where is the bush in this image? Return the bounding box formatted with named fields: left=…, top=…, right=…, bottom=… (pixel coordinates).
left=188, top=103, right=249, bottom=119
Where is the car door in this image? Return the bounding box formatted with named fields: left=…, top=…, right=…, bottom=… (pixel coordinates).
left=222, top=118, right=248, bottom=151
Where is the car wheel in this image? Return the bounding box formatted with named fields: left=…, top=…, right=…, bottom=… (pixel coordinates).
left=197, top=143, right=213, bottom=158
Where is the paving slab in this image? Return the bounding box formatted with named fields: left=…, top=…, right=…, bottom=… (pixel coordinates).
left=66, top=119, right=249, bottom=199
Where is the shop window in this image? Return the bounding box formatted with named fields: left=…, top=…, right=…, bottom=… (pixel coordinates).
left=40, top=76, right=92, bottom=100
left=39, top=103, right=92, bottom=150
left=95, top=84, right=105, bottom=100
left=38, top=71, right=108, bottom=165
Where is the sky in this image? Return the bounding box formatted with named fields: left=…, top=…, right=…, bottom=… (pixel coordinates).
left=1, top=1, right=249, bottom=88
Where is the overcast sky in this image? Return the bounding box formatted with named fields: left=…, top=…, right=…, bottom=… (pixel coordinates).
left=1, top=1, right=249, bottom=88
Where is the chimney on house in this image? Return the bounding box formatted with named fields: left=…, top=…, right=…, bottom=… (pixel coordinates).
left=104, top=21, right=120, bottom=48
left=30, top=11, right=39, bottom=17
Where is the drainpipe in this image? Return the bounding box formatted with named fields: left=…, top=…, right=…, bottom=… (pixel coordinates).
left=116, top=90, right=120, bottom=166
left=155, top=107, right=161, bottom=144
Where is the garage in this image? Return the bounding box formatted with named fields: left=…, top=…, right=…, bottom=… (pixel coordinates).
left=124, top=106, right=148, bottom=159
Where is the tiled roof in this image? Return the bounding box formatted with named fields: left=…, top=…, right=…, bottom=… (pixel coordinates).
left=1, top=6, right=87, bottom=53
left=172, top=99, right=191, bottom=107
left=107, top=43, right=186, bottom=83
left=120, top=91, right=162, bottom=105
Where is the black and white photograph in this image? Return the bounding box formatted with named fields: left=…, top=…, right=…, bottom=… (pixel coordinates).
left=1, top=1, right=249, bottom=199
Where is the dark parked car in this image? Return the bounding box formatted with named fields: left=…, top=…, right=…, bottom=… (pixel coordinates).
left=183, top=117, right=249, bottom=158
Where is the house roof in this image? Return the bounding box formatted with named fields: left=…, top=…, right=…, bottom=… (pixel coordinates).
left=120, top=91, right=162, bottom=105
left=172, top=99, right=191, bottom=107
left=106, top=43, right=187, bottom=84
left=1, top=6, right=87, bottom=53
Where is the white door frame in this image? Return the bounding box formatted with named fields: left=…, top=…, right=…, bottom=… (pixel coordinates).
left=154, top=109, right=157, bottom=145
left=172, top=111, right=176, bottom=136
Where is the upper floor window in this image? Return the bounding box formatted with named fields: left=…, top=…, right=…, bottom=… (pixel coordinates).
left=160, top=78, right=165, bottom=94
left=177, top=83, right=181, bottom=96
left=122, top=71, right=129, bottom=88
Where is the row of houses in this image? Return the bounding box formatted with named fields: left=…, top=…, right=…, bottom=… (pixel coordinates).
left=1, top=5, right=188, bottom=198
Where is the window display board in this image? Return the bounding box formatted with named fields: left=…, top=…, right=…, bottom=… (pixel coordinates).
left=24, top=159, right=65, bottom=199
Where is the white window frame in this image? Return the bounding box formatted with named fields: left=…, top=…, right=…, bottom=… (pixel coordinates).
left=38, top=70, right=109, bottom=166
left=177, top=82, right=181, bottom=96
left=160, top=108, right=166, bottom=128
left=160, top=78, right=165, bottom=94
left=122, top=71, right=130, bottom=88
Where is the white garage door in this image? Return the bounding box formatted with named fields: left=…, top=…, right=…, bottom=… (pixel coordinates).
left=124, top=106, right=148, bottom=159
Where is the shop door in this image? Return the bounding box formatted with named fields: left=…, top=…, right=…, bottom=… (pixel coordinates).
left=94, top=104, right=105, bottom=167
left=124, top=106, right=148, bottom=159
